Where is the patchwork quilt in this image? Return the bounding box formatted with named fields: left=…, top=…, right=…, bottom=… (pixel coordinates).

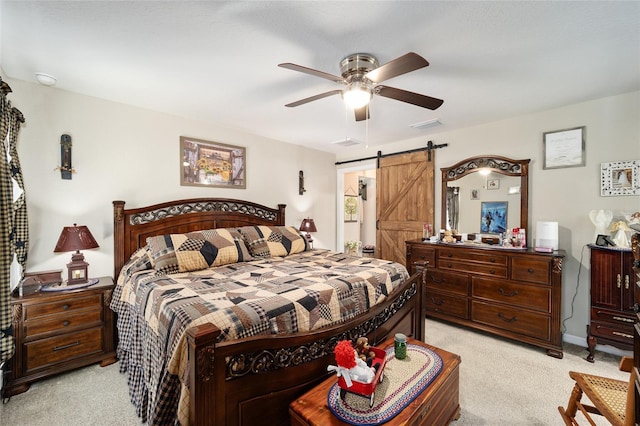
left=110, top=248, right=409, bottom=425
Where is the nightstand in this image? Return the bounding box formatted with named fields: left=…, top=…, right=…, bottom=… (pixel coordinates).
left=2, top=276, right=117, bottom=397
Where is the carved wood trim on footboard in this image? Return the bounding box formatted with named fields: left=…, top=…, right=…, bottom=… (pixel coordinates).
left=186, top=271, right=426, bottom=426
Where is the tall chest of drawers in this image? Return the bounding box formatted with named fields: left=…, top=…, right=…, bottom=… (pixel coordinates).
left=406, top=240, right=565, bottom=358
left=586, top=245, right=636, bottom=362
left=2, top=276, right=117, bottom=397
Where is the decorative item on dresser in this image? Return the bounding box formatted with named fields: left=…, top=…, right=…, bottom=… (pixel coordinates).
left=406, top=240, right=565, bottom=358
left=587, top=244, right=636, bottom=362
left=2, top=275, right=116, bottom=397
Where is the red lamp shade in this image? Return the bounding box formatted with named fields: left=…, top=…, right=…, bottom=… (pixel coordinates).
left=54, top=224, right=99, bottom=284
left=299, top=218, right=317, bottom=233
left=299, top=218, right=317, bottom=248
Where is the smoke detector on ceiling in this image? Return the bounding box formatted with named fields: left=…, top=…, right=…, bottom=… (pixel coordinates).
left=332, top=138, right=363, bottom=147
left=410, top=118, right=442, bottom=130
left=35, top=72, right=57, bottom=86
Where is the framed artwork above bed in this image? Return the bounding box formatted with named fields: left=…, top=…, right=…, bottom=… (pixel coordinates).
left=180, top=136, right=246, bottom=188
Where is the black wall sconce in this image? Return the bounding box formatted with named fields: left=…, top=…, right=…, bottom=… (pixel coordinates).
left=299, top=170, right=306, bottom=195
left=359, top=180, right=367, bottom=201
left=55, top=134, right=75, bottom=179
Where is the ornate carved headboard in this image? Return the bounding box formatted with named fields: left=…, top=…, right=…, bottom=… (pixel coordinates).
left=113, top=198, right=286, bottom=279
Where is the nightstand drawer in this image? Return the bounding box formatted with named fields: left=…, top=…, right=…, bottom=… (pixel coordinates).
left=25, top=308, right=102, bottom=338
left=25, top=327, right=103, bottom=372
left=24, top=294, right=102, bottom=320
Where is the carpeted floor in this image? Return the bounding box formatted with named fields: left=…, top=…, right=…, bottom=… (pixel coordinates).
left=0, top=318, right=631, bottom=425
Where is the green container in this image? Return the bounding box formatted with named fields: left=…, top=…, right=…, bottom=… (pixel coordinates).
left=394, top=333, right=407, bottom=360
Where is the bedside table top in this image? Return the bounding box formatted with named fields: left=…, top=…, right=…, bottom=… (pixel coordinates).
left=13, top=276, right=114, bottom=301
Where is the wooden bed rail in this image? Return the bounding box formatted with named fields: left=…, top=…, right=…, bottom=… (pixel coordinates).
left=186, top=271, right=426, bottom=425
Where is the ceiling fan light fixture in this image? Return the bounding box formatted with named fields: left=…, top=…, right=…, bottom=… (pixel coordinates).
left=342, top=82, right=372, bottom=109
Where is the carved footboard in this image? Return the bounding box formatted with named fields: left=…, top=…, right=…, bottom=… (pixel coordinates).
left=186, top=271, right=426, bottom=426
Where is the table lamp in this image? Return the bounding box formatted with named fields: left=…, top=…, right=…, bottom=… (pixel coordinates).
left=54, top=224, right=99, bottom=284
left=299, top=218, right=317, bottom=248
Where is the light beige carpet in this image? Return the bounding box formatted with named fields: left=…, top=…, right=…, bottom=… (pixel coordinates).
left=0, top=318, right=630, bottom=425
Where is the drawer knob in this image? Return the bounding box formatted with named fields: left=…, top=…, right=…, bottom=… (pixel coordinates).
left=498, top=287, right=519, bottom=297
left=527, top=268, right=534, bottom=274
left=489, top=270, right=495, bottom=275
left=490, top=258, right=496, bottom=263
left=62, top=320, right=70, bottom=327
left=63, top=304, right=70, bottom=310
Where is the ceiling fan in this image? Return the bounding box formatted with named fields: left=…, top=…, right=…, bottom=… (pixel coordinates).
left=278, top=52, right=443, bottom=121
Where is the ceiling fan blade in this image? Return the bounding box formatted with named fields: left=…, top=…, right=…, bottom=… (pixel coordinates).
left=354, top=106, right=370, bottom=121
left=285, top=89, right=343, bottom=107
left=364, top=52, right=429, bottom=83
left=375, top=85, right=444, bottom=110
left=278, top=63, right=345, bottom=84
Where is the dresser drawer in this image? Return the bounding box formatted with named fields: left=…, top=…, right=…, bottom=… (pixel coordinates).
left=472, top=277, right=551, bottom=313
left=25, top=308, right=102, bottom=338
left=510, top=258, right=551, bottom=285
left=438, top=249, right=508, bottom=266
left=25, top=327, right=104, bottom=373
left=425, top=290, right=468, bottom=319
left=590, top=308, right=636, bottom=328
left=471, top=300, right=550, bottom=341
left=426, top=269, right=469, bottom=296
left=439, top=259, right=507, bottom=278
left=24, top=294, right=102, bottom=320
left=589, top=321, right=634, bottom=346
left=408, top=245, right=436, bottom=270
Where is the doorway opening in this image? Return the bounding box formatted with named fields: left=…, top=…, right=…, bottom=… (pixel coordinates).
left=336, top=161, right=376, bottom=255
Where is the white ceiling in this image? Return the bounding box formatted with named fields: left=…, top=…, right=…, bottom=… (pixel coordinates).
left=2, top=1, right=639, bottom=154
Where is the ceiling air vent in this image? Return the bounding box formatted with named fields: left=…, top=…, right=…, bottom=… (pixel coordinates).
left=332, top=138, right=362, bottom=147
left=409, top=118, right=442, bottom=130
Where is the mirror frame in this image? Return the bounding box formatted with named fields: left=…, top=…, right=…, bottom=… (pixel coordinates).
left=441, top=155, right=530, bottom=234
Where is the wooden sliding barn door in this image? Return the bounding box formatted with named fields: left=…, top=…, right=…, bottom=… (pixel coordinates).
left=376, top=151, right=435, bottom=266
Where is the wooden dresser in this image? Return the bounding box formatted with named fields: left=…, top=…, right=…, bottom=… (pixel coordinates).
left=631, top=233, right=639, bottom=423
left=406, top=240, right=565, bottom=358
left=586, top=245, right=636, bottom=362
left=2, top=276, right=116, bottom=397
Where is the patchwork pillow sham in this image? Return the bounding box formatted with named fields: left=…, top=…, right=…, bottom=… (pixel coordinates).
left=146, top=228, right=252, bottom=274
left=238, top=225, right=309, bottom=258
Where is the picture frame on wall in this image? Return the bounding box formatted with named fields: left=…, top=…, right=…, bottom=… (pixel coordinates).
left=480, top=201, right=508, bottom=234
left=470, top=189, right=479, bottom=200
left=487, top=179, right=500, bottom=190
left=180, top=136, right=246, bottom=188
left=344, top=195, right=358, bottom=222
left=543, top=126, right=586, bottom=170
left=600, top=160, right=640, bottom=196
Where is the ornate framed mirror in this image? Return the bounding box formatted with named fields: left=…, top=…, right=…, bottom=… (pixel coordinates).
left=441, top=155, right=530, bottom=236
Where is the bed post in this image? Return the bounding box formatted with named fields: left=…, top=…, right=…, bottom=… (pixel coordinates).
left=187, top=323, right=222, bottom=426
left=277, top=204, right=286, bottom=225
left=113, top=201, right=126, bottom=280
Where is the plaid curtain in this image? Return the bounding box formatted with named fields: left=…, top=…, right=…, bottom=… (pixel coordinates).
left=0, top=78, right=26, bottom=364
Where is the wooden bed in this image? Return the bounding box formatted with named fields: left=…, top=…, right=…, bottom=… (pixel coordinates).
left=112, top=198, right=426, bottom=426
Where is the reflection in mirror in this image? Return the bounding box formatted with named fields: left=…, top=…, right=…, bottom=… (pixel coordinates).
left=441, top=156, right=530, bottom=237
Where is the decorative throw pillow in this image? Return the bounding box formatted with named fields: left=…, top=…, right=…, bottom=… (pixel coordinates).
left=146, top=228, right=252, bottom=274
left=238, top=225, right=308, bottom=258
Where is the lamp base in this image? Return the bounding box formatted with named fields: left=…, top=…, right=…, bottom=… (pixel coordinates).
left=67, top=251, right=89, bottom=285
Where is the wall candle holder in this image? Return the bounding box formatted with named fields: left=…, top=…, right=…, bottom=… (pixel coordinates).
left=55, top=134, right=75, bottom=179
left=299, top=170, right=306, bottom=195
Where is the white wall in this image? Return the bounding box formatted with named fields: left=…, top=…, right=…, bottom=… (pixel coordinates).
left=5, top=76, right=337, bottom=281
left=337, top=91, right=640, bottom=343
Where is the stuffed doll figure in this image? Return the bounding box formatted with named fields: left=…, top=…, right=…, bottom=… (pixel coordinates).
left=355, top=336, right=376, bottom=366
left=327, top=340, right=375, bottom=387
